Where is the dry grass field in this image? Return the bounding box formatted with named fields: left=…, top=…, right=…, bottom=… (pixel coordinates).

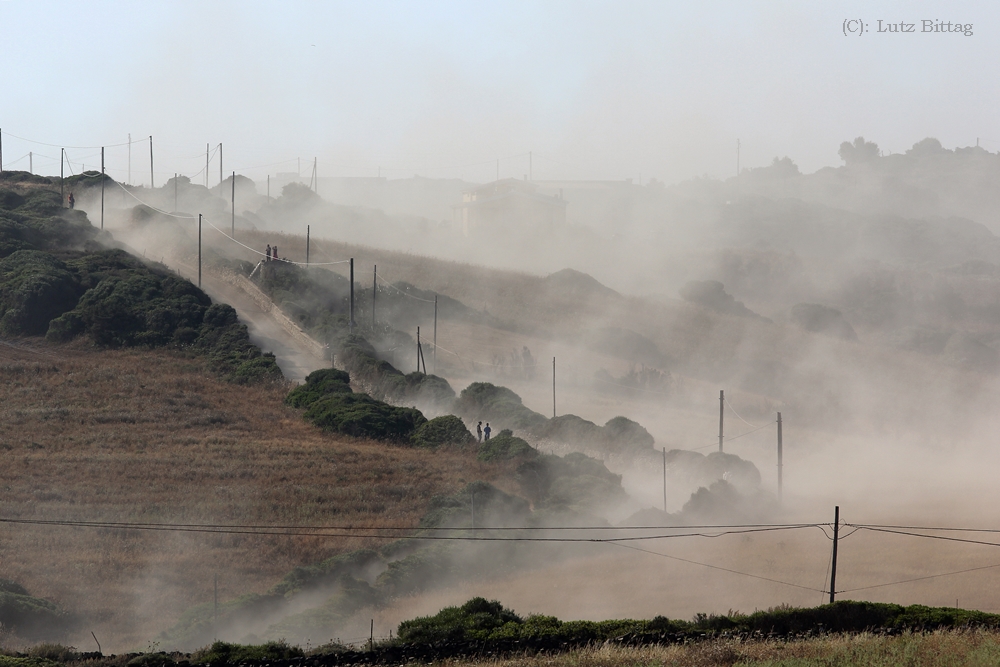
left=0, top=338, right=517, bottom=651
left=444, top=631, right=1000, bottom=667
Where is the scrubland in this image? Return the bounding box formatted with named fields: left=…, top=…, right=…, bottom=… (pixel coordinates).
left=0, top=339, right=513, bottom=650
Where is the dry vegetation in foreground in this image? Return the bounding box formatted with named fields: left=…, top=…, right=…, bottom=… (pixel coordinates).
left=0, top=339, right=515, bottom=651
left=443, top=630, right=1000, bottom=667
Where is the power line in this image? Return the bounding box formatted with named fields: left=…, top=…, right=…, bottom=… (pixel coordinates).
left=848, top=525, right=1000, bottom=550
left=0, top=516, right=821, bottom=533
left=608, top=541, right=827, bottom=593
left=0, top=516, right=819, bottom=543
left=838, top=562, right=1000, bottom=594
left=724, top=394, right=760, bottom=428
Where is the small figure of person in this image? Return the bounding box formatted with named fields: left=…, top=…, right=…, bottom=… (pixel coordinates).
left=476, top=421, right=483, bottom=443
left=272, top=245, right=278, bottom=261
left=483, top=423, right=491, bottom=441
left=266, top=244, right=271, bottom=262
left=68, top=192, right=75, bottom=209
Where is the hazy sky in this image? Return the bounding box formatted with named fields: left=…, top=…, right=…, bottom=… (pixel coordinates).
left=2, top=1, right=997, bottom=185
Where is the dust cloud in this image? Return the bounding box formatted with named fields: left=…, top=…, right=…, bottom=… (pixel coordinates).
left=57, top=135, right=1000, bottom=649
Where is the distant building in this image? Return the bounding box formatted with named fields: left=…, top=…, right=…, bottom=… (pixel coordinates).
left=452, top=178, right=566, bottom=235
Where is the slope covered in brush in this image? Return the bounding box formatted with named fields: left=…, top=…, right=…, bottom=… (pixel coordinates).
left=0, top=174, right=281, bottom=383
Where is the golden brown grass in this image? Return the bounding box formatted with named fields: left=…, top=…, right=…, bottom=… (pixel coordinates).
left=440, top=630, right=1000, bottom=666
left=0, top=339, right=516, bottom=651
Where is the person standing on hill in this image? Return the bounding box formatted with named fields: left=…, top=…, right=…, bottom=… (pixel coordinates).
left=266, top=244, right=271, bottom=262
left=68, top=192, right=75, bottom=209
left=476, top=421, right=483, bottom=443
left=483, top=423, right=491, bottom=441
left=273, top=245, right=278, bottom=261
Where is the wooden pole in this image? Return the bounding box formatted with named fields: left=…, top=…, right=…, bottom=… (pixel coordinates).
left=306, top=225, right=310, bottom=265
left=719, top=390, right=725, bottom=452
left=60, top=148, right=64, bottom=206
left=369, top=619, right=374, bottom=651
left=552, top=357, right=556, bottom=418
left=149, top=136, right=154, bottom=188
left=662, top=446, right=667, bottom=512
left=829, top=506, right=840, bottom=604
left=349, top=258, right=355, bottom=330
left=777, top=412, right=783, bottom=502
left=198, top=214, right=202, bottom=288
left=29, top=151, right=32, bottom=174
left=100, top=147, right=105, bottom=230
left=417, top=327, right=421, bottom=372
left=231, top=171, right=235, bottom=237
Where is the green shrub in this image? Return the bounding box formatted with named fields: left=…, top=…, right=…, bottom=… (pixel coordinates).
left=0, top=250, right=81, bottom=336
left=516, top=452, right=625, bottom=509
left=0, top=590, right=70, bottom=641
left=477, top=428, right=537, bottom=462
left=191, top=640, right=303, bottom=666
left=304, top=392, right=426, bottom=440
left=411, top=415, right=475, bottom=448
left=602, top=415, right=655, bottom=450
left=419, top=481, right=530, bottom=529
left=338, top=335, right=456, bottom=405
left=454, top=382, right=548, bottom=431
left=397, top=597, right=521, bottom=643
left=285, top=368, right=353, bottom=408
left=269, top=549, right=383, bottom=598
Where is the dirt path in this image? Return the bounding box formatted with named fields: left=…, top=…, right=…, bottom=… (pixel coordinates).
left=172, top=261, right=326, bottom=383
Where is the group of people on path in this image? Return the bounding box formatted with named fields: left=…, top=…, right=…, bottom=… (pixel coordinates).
left=265, top=244, right=279, bottom=262
left=476, top=421, right=491, bottom=442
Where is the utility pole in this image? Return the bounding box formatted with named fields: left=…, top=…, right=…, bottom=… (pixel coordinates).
left=552, top=357, right=557, bottom=418
left=198, top=214, right=202, bottom=288
left=372, top=265, right=377, bottom=329
left=829, top=506, right=840, bottom=604
left=60, top=148, right=65, bottom=206
left=149, top=136, right=154, bottom=188
left=29, top=152, right=32, bottom=174
left=306, top=225, right=310, bottom=265
left=349, top=258, right=355, bottom=330
left=433, top=295, right=438, bottom=373
left=719, top=390, right=725, bottom=452
left=417, top=326, right=422, bottom=373
left=777, top=412, right=783, bottom=502
left=662, top=447, right=667, bottom=513
left=100, top=147, right=105, bottom=230
left=231, top=171, right=235, bottom=237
